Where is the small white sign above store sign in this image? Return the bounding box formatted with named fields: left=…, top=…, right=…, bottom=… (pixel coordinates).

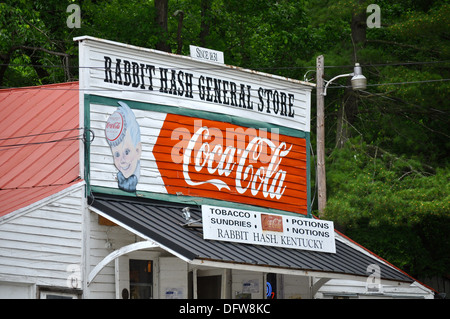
left=202, top=205, right=336, bottom=253
left=189, top=45, right=224, bottom=64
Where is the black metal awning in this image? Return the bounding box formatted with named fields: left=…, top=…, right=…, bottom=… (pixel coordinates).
left=89, top=193, right=413, bottom=283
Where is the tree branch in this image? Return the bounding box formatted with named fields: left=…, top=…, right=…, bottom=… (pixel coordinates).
left=2, top=46, right=71, bottom=83
left=14, top=45, right=69, bottom=57
left=366, top=39, right=441, bottom=54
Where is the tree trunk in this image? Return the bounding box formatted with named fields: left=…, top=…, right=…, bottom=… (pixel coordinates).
left=199, top=0, right=212, bottom=47
left=0, top=55, right=10, bottom=87
left=335, top=5, right=366, bottom=148
left=335, top=83, right=358, bottom=148
left=351, top=9, right=366, bottom=45
left=174, top=10, right=184, bottom=54
left=155, top=0, right=171, bottom=52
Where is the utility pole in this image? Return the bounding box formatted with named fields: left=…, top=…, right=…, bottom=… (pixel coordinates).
left=316, top=55, right=326, bottom=217
left=315, top=55, right=366, bottom=217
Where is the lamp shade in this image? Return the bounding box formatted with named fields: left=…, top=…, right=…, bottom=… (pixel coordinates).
left=351, top=63, right=367, bottom=90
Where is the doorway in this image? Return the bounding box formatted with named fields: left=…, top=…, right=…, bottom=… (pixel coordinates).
left=197, top=275, right=222, bottom=299
left=129, top=259, right=153, bottom=299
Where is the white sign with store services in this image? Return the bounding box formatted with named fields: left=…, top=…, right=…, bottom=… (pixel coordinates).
left=202, top=205, right=336, bottom=253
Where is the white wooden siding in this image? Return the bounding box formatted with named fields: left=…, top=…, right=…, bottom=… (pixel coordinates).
left=86, top=210, right=141, bottom=298
left=159, top=257, right=188, bottom=299
left=282, top=275, right=311, bottom=299
left=231, top=270, right=264, bottom=299
left=0, top=183, right=84, bottom=294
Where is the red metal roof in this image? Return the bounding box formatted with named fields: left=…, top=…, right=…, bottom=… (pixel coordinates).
left=0, top=82, right=81, bottom=217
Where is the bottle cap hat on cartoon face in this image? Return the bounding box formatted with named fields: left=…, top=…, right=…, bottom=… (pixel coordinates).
left=105, top=108, right=127, bottom=147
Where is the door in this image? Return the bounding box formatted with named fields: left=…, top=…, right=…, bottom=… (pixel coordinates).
left=197, top=275, right=222, bottom=299
left=195, top=269, right=227, bottom=299
left=129, top=259, right=153, bottom=299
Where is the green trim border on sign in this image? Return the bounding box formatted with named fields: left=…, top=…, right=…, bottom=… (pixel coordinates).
left=84, top=94, right=312, bottom=218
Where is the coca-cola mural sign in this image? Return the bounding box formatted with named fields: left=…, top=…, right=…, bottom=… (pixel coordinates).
left=79, top=37, right=312, bottom=215
left=153, top=113, right=307, bottom=214
left=92, top=101, right=308, bottom=214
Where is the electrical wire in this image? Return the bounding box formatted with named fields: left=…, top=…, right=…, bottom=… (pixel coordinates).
left=0, top=177, right=82, bottom=191
left=0, top=137, right=82, bottom=151
left=325, top=60, right=450, bottom=68
left=1, top=59, right=449, bottom=71
left=0, top=127, right=83, bottom=141
left=1, top=58, right=448, bottom=92
left=1, top=77, right=448, bottom=93
left=0, top=128, right=94, bottom=152
left=0, top=132, right=84, bottom=151
left=324, top=78, right=450, bottom=91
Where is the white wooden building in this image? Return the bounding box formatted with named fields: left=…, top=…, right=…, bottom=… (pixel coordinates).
left=0, top=37, right=435, bottom=300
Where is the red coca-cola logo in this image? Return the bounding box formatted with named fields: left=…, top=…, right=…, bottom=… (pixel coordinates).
left=261, top=214, right=284, bottom=232
left=153, top=114, right=308, bottom=214
left=105, top=112, right=124, bottom=142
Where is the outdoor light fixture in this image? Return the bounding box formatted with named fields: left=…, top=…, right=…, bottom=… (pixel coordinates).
left=181, top=207, right=202, bottom=228
left=350, top=63, right=367, bottom=91
left=182, top=207, right=191, bottom=221
left=323, top=63, right=367, bottom=96
left=315, top=57, right=368, bottom=216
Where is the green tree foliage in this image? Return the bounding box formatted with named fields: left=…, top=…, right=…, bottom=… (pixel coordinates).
left=324, top=138, right=449, bottom=276
left=1, top=0, right=448, bottom=279
left=307, top=0, right=449, bottom=278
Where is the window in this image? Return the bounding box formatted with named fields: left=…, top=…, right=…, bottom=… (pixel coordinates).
left=38, top=287, right=81, bottom=299
left=129, top=259, right=153, bottom=299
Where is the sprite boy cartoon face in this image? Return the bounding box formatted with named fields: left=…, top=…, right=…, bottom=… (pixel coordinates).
left=110, top=129, right=142, bottom=178
left=105, top=102, right=142, bottom=191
